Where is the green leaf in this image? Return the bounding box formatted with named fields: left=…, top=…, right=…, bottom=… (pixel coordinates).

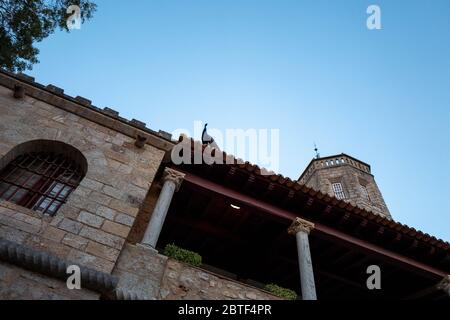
left=0, top=0, right=97, bottom=72
left=163, top=244, right=202, bottom=267
left=264, top=284, right=298, bottom=300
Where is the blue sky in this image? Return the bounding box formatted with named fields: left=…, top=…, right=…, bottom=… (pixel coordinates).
left=27, top=0, right=449, bottom=241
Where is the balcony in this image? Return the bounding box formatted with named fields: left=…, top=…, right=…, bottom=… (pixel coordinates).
left=113, top=243, right=284, bottom=300
left=124, top=167, right=449, bottom=300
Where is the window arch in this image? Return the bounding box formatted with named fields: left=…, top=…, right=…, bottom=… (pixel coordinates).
left=0, top=140, right=87, bottom=216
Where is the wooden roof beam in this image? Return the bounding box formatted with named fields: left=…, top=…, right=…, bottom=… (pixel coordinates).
left=182, top=172, right=447, bottom=280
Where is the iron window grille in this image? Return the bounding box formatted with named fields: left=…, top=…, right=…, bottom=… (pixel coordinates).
left=361, top=185, right=371, bottom=202
left=0, top=152, right=83, bottom=216
left=332, top=182, right=346, bottom=200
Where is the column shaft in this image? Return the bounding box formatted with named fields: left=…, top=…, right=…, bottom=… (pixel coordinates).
left=141, top=180, right=176, bottom=248
left=141, top=168, right=185, bottom=249
left=296, top=231, right=317, bottom=300
left=289, top=217, right=317, bottom=300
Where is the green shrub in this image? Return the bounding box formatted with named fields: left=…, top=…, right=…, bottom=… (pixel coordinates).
left=163, top=244, right=202, bottom=267
left=264, top=284, right=297, bottom=300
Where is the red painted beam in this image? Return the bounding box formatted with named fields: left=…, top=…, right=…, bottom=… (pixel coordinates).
left=183, top=172, right=296, bottom=221
left=182, top=172, right=447, bottom=279
left=317, top=224, right=446, bottom=279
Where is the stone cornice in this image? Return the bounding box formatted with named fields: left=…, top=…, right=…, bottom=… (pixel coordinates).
left=0, top=238, right=118, bottom=295
left=288, top=217, right=315, bottom=235
left=0, top=70, right=175, bottom=152
left=163, top=167, right=185, bottom=191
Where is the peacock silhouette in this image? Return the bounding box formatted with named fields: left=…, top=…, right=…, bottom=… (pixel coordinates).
left=201, top=123, right=220, bottom=150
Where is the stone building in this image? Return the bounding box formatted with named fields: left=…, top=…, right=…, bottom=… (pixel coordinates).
left=0, top=70, right=449, bottom=300
left=298, top=154, right=391, bottom=218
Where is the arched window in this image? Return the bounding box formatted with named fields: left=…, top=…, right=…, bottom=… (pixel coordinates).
left=0, top=140, right=87, bottom=216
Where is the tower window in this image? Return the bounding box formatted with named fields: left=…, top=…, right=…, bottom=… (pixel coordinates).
left=361, top=185, right=371, bottom=202
left=0, top=152, right=84, bottom=216
left=332, top=182, right=346, bottom=200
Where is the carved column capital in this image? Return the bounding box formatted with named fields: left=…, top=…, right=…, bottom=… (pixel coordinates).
left=437, top=275, right=450, bottom=297
left=288, top=217, right=315, bottom=235
left=162, top=168, right=185, bottom=191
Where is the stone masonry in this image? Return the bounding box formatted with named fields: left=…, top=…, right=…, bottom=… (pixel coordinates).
left=1, top=71, right=421, bottom=300
left=0, top=262, right=99, bottom=300
left=298, top=154, right=391, bottom=218
left=0, top=72, right=169, bottom=298
left=112, top=244, right=283, bottom=300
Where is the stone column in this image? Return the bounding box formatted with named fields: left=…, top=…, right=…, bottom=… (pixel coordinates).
left=141, top=168, right=185, bottom=250
left=288, top=217, right=317, bottom=300
left=437, top=275, right=450, bottom=297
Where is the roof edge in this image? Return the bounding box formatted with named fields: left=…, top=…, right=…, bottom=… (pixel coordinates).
left=298, top=153, right=372, bottom=182
left=0, top=69, right=175, bottom=152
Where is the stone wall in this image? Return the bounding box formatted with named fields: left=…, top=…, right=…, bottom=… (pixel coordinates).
left=112, top=243, right=167, bottom=299
left=0, top=83, right=166, bottom=275
left=113, top=244, right=283, bottom=300
left=160, top=259, right=283, bottom=300
left=127, top=182, right=161, bottom=244
left=303, top=163, right=391, bottom=218
left=0, top=261, right=98, bottom=300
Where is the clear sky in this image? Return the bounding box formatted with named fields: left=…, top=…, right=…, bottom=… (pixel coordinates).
left=27, top=0, right=449, bottom=241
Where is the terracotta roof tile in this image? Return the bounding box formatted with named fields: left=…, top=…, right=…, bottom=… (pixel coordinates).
left=180, top=136, right=450, bottom=250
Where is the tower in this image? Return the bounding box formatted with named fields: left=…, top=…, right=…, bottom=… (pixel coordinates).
left=298, top=153, right=391, bottom=219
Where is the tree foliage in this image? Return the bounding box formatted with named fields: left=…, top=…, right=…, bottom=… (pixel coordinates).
left=0, top=0, right=96, bottom=72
